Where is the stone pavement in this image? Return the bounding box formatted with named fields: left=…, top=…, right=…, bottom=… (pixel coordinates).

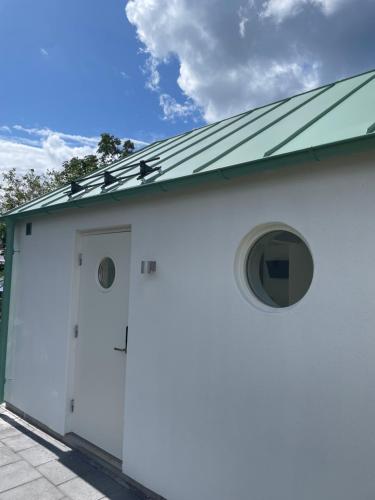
left=0, top=406, right=145, bottom=500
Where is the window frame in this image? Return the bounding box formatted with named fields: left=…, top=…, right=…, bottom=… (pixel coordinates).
left=97, top=256, right=116, bottom=290
left=234, top=223, right=314, bottom=312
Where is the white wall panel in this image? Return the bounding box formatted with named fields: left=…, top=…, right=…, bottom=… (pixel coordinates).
left=5, top=152, right=375, bottom=500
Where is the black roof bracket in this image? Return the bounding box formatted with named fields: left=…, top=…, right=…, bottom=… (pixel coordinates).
left=103, top=171, right=118, bottom=187
left=137, top=160, right=162, bottom=180
left=69, top=181, right=85, bottom=197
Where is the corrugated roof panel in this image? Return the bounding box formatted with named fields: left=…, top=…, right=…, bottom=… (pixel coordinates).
left=201, top=72, right=374, bottom=172
left=120, top=100, right=285, bottom=189
left=5, top=69, right=375, bottom=218
left=142, top=110, right=258, bottom=171
left=131, top=109, right=256, bottom=169
left=76, top=110, right=253, bottom=198
left=158, top=87, right=326, bottom=180
left=274, top=73, right=375, bottom=155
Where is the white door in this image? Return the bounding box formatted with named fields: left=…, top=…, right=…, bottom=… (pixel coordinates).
left=72, top=230, right=131, bottom=459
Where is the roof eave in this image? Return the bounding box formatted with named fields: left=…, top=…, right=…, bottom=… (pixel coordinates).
left=1, top=132, right=375, bottom=223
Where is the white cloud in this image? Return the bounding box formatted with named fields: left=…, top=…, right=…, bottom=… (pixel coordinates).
left=238, top=0, right=255, bottom=38
left=0, top=129, right=96, bottom=176
left=143, top=56, right=161, bottom=91
left=13, top=125, right=99, bottom=147
left=126, top=0, right=326, bottom=122
left=159, top=94, right=197, bottom=121
left=142, top=52, right=198, bottom=120
left=0, top=126, right=148, bottom=176
left=260, top=0, right=349, bottom=22
left=40, top=48, right=49, bottom=56
left=318, top=0, right=350, bottom=14
left=126, top=0, right=363, bottom=123
left=238, top=11, right=249, bottom=38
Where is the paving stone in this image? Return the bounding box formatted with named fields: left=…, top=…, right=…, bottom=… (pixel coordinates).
left=2, top=434, right=38, bottom=452
left=0, top=477, right=64, bottom=500
left=60, top=452, right=94, bottom=475
left=37, top=460, right=77, bottom=485
left=0, top=460, right=41, bottom=493
left=0, top=427, right=21, bottom=440
left=0, top=416, right=20, bottom=428
left=0, top=409, right=146, bottom=500
left=0, top=446, right=21, bottom=467
left=64, top=469, right=130, bottom=499
left=31, top=429, right=71, bottom=453
left=19, top=445, right=59, bottom=466
left=58, top=477, right=106, bottom=500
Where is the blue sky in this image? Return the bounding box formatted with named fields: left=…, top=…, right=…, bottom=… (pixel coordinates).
left=0, top=0, right=197, bottom=143
left=0, top=0, right=374, bottom=175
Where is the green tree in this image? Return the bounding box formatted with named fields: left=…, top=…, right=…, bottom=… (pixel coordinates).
left=97, top=133, right=135, bottom=164
left=121, top=139, right=135, bottom=158
left=0, top=168, right=52, bottom=248
left=1, top=133, right=135, bottom=213
left=48, top=154, right=99, bottom=188
left=0, top=133, right=136, bottom=246
left=0, top=168, right=52, bottom=213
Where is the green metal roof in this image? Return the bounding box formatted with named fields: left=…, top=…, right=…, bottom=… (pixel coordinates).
left=4, top=68, right=375, bottom=219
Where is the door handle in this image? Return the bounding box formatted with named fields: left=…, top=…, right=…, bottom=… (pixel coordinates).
left=113, top=326, right=128, bottom=353
left=125, top=325, right=128, bottom=353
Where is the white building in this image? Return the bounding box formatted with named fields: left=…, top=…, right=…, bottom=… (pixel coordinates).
left=1, top=69, right=375, bottom=499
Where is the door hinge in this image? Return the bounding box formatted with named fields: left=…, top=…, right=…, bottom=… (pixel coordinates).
left=78, top=253, right=83, bottom=266
left=70, top=399, right=75, bottom=412
left=74, top=325, right=79, bottom=338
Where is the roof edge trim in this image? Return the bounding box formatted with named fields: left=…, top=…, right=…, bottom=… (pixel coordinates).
left=2, top=132, right=375, bottom=223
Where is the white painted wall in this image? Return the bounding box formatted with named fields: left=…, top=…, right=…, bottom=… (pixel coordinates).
left=6, top=152, right=375, bottom=500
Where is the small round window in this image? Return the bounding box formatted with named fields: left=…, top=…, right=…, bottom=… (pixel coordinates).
left=246, top=230, right=313, bottom=308
left=98, top=257, right=116, bottom=289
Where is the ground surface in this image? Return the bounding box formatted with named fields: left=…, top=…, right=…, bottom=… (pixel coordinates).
left=0, top=406, right=144, bottom=499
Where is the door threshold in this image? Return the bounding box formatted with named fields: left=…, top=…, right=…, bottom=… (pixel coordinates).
left=64, top=433, right=166, bottom=499
left=6, top=403, right=166, bottom=499
left=64, top=432, right=122, bottom=471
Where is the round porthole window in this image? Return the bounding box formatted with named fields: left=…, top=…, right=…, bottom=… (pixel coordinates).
left=98, top=257, right=116, bottom=289
left=246, top=230, right=313, bottom=308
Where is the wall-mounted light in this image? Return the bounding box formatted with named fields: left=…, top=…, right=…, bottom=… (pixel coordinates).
left=141, top=261, right=156, bottom=274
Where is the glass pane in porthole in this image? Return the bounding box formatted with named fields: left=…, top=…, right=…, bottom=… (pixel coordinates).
left=246, top=230, right=313, bottom=308
left=98, top=257, right=116, bottom=289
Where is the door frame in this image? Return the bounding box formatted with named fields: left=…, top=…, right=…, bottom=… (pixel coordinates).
left=65, top=224, right=132, bottom=457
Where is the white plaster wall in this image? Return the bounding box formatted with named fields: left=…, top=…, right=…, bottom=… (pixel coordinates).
left=6, top=152, right=375, bottom=500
